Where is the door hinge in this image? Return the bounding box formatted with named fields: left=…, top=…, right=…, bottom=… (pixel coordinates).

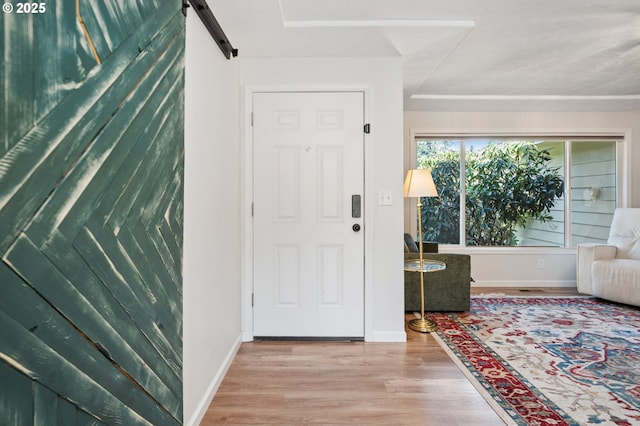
left=251, top=112, right=254, bottom=126
left=251, top=202, right=254, bottom=217
left=364, top=123, right=370, bottom=134
left=251, top=293, right=254, bottom=306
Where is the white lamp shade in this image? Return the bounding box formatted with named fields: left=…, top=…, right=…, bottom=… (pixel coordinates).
left=403, top=169, right=438, bottom=198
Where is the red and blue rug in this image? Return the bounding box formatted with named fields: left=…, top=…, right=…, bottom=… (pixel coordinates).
left=428, top=297, right=640, bottom=426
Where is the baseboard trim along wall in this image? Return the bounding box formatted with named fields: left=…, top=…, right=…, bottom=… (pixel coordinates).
left=471, top=280, right=577, bottom=288
left=186, top=334, right=243, bottom=426
left=370, top=331, right=408, bottom=343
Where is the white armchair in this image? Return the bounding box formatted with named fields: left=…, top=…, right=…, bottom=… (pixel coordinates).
left=576, top=208, right=640, bottom=306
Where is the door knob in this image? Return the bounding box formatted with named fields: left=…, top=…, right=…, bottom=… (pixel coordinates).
left=352, top=224, right=361, bottom=232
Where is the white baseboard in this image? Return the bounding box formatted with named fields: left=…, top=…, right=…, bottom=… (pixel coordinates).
left=471, top=280, right=577, bottom=288
left=186, top=333, right=242, bottom=426
left=242, top=330, right=254, bottom=342
left=368, top=331, right=407, bottom=342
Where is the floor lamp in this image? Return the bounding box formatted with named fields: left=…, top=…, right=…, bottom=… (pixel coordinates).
left=403, top=169, right=439, bottom=333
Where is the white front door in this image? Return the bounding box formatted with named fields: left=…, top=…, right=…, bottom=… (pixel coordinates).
left=252, top=92, right=364, bottom=337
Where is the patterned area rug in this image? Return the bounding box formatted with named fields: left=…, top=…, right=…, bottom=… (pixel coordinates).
left=428, top=297, right=640, bottom=426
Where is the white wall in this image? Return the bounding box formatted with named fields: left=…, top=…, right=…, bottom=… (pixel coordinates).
left=183, top=14, right=242, bottom=425
left=404, top=110, right=640, bottom=288
left=240, top=57, right=406, bottom=342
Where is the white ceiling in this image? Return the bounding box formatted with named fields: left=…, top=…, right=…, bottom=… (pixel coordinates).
left=210, top=0, right=640, bottom=112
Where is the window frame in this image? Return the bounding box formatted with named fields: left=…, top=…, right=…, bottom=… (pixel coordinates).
left=409, top=131, right=629, bottom=251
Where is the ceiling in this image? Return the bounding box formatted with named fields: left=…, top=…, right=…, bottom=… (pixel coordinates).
left=210, top=0, right=640, bottom=112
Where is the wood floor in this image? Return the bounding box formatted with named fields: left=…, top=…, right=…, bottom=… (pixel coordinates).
left=201, top=288, right=579, bottom=425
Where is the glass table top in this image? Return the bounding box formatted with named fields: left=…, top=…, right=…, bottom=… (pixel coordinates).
left=404, top=259, right=446, bottom=273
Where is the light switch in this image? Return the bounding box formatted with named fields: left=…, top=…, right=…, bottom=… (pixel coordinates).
left=377, top=191, right=393, bottom=206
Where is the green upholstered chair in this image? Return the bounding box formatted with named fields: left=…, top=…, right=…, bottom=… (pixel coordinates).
left=404, top=234, right=471, bottom=312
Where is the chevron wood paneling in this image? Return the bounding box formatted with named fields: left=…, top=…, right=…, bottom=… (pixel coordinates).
left=1, top=1, right=184, bottom=424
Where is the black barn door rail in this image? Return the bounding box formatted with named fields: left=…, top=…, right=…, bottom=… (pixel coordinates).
left=184, top=0, right=238, bottom=59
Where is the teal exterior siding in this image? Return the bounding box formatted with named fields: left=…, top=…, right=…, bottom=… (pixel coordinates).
left=570, top=142, right=617, bottom=244
left=1, top=1, right=184, bottom=424
left=518, top=141, right=617, bottom=246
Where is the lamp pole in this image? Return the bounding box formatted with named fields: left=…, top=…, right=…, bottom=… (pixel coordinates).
left=407, top=196, right=437, bottom=333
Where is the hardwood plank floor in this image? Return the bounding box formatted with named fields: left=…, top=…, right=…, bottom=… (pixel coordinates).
left=202, top=288, right=579, bottom=425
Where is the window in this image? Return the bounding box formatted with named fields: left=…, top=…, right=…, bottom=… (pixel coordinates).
left=415, top=137, right=621, bottom=247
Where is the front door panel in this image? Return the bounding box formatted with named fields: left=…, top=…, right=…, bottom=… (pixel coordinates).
left=253, top=92, right=364, bottom=337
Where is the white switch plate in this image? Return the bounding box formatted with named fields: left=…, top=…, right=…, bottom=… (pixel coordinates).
left=377, top=191, right=393, bottom=206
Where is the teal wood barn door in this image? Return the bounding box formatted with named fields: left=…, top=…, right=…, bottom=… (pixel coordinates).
left=0, top=1, right=185, bottom=424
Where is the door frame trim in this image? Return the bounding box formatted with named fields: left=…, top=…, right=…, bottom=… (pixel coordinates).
left=241, top=85, right=373, bottom=341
